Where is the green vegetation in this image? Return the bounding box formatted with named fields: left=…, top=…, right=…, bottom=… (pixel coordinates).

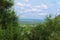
left=0, top=0, right=60, bottom=40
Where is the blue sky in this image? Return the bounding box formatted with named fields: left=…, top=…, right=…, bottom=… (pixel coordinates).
left=14, top=0, right=60, bottom=19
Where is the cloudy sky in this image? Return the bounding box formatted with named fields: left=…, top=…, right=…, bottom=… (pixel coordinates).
left=14, top=0, right=60, bottom=19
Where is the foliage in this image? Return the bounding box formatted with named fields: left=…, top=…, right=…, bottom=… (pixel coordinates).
left=0, top=0, right=60, bottom=40
left=24, top=15, right=60, bottom=40
left=0, top=0, right=23, bottom=40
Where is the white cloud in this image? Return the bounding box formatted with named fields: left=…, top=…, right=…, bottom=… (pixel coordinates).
left=31, top=8, right=38, bottom=12
left=57, top=2, right=60, bottom=5
left=23, top=0, right=29, bottom=2
left=17, top=3, right=49, bottom=13
left=24, top=9, right=31, bottom=13
left=17, top=2, right=32, bottom=8
left=17, top=2, right=48, bottom=9
left=17, top=2, right=25, bottom=7
left=33, top=5, right=48, bottom=9
left=26, top=4, right=32, bottom=7
left=41, top=5, right=48, bottom=9
left=38, top=13, right=50, bottom=16
left=34, top=5, right=41, bottom=8
left=37, top=9, right=42, bottom=12
left=23, top=8, right=42, bottom=13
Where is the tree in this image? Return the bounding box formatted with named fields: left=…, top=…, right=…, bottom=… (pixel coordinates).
left=0, top=0, right=14, bottom=29
left=26, top=15, right=60, bottom=40
left=0, top=0, right=23, bottom=40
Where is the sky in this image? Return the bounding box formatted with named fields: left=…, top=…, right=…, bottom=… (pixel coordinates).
left=14, top=0, right=60, bottom=19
